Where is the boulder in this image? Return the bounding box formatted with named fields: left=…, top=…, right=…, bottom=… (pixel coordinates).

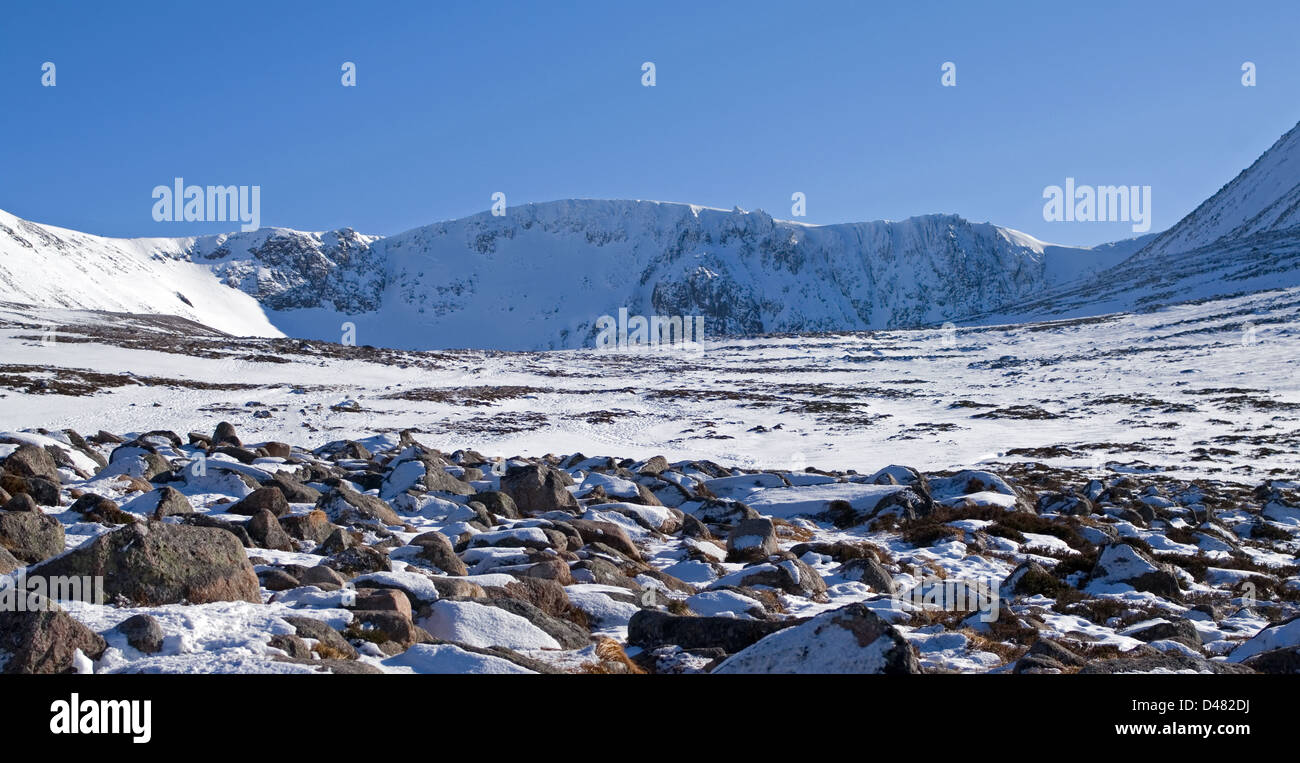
left=725, top=518, right=779, bottom=563
left=1241, top=647, right=1300, bottom=674
left=1091, top=543, right=1181, bottom=597
left=1080, top=653, right=1253, bottom=674
left=28, top=522, right=260, bottom=605
left=0, top=509, right=65, bottom=563
left=1, top=444, right=61, bottom=485
left=837, top=557, right=897, bottom=594
left=475, top=491, right=521, bottom=519
left=116, top=613, right=165, bottom=654
left=212, top=421, right=240, bottom=447
left=1014, top=638, right=1087, bottom=674
left=500, top=464, right=579, bottom=513
left=151, top=486, right=194, bottom=519
left=69, top=493, right=139, bottom=525
left=418, top=599, right=561, bottom=650
left=269, top=473, right=321, bottom=503
left=258, top=568, right=300, bottom=591
left=3, top=492, right=38, bottom=513
left=300, top=565, right=348, bottom=588
left=323, top=545, right=392, bottom=577
left=1125, top=618, right=1203, bottom=649
left=410, top=531, right=468, bottom=576
left=2, top=474, right=60, bottom=506
left=568, top=519, right=641, bottom=561
left=713, top=603, right=920, bottom=674
left=346, top=610, right=426, bottom=648
left=316, top=487, right=401, bottom=527
left=0, top=602, right=108, bottom=674
left=482, top=598, right=590, bottom=649
left=714, top=557, right=827, bottom=599
left=281, top=616, right=358, bottom=660
left=350, top=588, right=413, bottom=621
left=246, top=509, right=294, bottom=552
left=0, top=546, right=20, bottom=574
left=279, top=510, right=335, bottom=543
left=628, top=610, right=796, bottom=653
left=228, top=487, right=290, bottom=518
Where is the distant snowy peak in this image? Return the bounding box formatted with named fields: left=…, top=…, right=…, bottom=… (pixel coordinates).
left=1135, top=119, right=1300, bottom=260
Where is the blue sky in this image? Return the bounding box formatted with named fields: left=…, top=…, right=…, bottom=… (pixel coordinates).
left=2, top=0, right=1298, bottom=246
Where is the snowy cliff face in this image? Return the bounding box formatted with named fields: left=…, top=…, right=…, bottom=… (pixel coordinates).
left=364, top=201, right=1061, bottom=349
left=0, top=201, right=1074, bottom=349
left=187, top=227, right=385, bottom=313
left=1132, top=120, right=1300, bottom=261
left=3, top=120, right=1297, bottom=349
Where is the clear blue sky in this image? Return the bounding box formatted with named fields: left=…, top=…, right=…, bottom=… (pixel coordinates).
left=2, top=0, right=1298, bottom=246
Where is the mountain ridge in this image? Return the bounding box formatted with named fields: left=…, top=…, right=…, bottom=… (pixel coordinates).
left=3, top=201, right=1119, bottom=349
left=3, top=118, right=1298, bottom=349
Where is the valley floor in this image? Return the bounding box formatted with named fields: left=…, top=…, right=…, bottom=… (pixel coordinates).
left=0, top=288, right=1297, bottom=674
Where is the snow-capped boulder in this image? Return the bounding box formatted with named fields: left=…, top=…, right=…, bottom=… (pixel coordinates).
left=384, top=643, right=537, bottom=674
left=725, top=517, right=779, bottom=563
left=1090, top=542, right=1181, bottom=597
left=1227, top=615, right=1300, bottom=663
left=315, top=486, right=401, bottom=527
left=713, top=603, right=920, bottom=674
left=418, top=600, right=561, bottom=650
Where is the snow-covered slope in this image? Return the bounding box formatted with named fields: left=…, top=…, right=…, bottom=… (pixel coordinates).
left=0, top=202, right=1126, bottom=351
left=975, top=118, right=1300, bottom=324
left=1133, top=121, right=1300, bottom=260
left=0, top=209, right=282, bottom=337
left=4, top=118, right=1298, bottom=349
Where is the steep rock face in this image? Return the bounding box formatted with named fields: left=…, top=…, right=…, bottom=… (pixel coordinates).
left=365, top=201, right=1061, bottom=349
left=4, top=119, right=1297, bottom=349
left=187, top=227, right=385, bottom=312
left=2, top=201, right=1068, bottom=350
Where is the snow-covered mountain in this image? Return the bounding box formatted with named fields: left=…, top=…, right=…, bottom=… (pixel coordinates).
left=0, top=209, right=282, bottom=337
left=0, top=202, right=1121, bottom=350
left=979, top=119, right=1300, bottom=324
left=3, top=118, right=1298, bottom=349
left=312, top=203, right=1123, bottom=350
left=1133, top=121, right=1300, bottom=260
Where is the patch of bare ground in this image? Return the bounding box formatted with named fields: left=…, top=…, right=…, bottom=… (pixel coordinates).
left=0, top=364, right=263, bottom=396
left=971, top=404, right=1061, bottom=420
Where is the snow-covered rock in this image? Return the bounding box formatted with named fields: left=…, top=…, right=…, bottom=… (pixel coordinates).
left=712, top=603, right=920, bottom=674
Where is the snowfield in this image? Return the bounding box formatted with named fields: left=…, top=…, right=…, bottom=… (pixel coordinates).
left=0, top=282, right=1295, bottom=674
